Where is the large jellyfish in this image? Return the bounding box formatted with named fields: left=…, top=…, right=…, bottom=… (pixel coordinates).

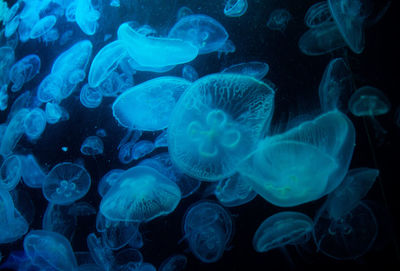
left=239, top=110, right=355, bottom=207
left=42, top=162, right=91, bottom=205
left=183, top=201, right=232, bottom=263
left=100, top=166, right=181, bottom=222
left=112, top=76, right=191, bottom=131
left=168, top=73, right=275, bottom=181
left=253, top=211, right=313, bottom=252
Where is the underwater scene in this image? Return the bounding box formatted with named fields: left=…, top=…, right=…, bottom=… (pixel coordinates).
left=0, top=0, right=399, bottom=270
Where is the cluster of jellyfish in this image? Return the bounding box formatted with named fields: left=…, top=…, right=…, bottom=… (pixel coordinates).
left=0, top=0, right=397, bottom=270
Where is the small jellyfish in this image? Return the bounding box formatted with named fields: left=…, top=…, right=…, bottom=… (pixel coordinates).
left=23, top=108, right=47, bottom=140
left=159, top=254, right=187, bottom=271
left=19, top=154, right=46, bottom=188
left=81, top=136, right=104, bottom=156
left=183, top=201, right=233, bottom=263
left=182, top=65, right=198, bottom=82
left=80, top=83, right=103, bottom=108
left=98, top=169, right=125, bottom=197
left=42, top=203, right=77, bottom=242
left=267, top=9, right=292, bottom=32
left=9, top=54, right=41, bottom=92
left=348, top=86, right=391, bottom=117
left=253, top=211, right=313, bottom=253
left=68, top=201, right=97, bottom=216
left=215, top=173, right=257, bottom=207
left=0, top=155, right=22, bottom=191
left=29, top=15, right=57, bottom=39
left=168, top=15, right=229, bottom=54
left=0, top=85, right=8, bottom=111
left=45, top=102, right=69, bottom=124
left=168, top=73, right=275, bottom=181
left=23, top=230, right=78, bottom=270
left=87, top=233, right=115, bottom=270
left=76, top=0, right=100, bottom=35
left=176, top=6, right=193, bottom=20
left=304, top=1, right=334, bottom=28
left=96, top=129, right=107, bottom=137
left=42, top=162, right=91, bottom=205
left=217, top=39, right=236, bottom=58
left=100, top=166, right=181, bottom=222
left=224, top=0, right=248, bottom=17
left=221, top=61, right=269, bottom=80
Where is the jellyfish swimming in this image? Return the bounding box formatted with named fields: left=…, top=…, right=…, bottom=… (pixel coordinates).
left=214, top=173, right=257, bottom=207
left=348, top=86, right=391, bottom=117
left=304, top=1, right=334, bottom=28
left=224, top=0, right=248, bottom=17
left=80, top=84, right=103, bottom=108
left=42, top=162, right=91, bottom=205
left=23, top=108, right=47, bottom=140
left=29, top=15, right=57, bottom=39
left=100, top=166, right=181, bottom=222
left=81, top=135, right=104, bottom=156
left=221, top=61, right=269, bottom=80
left=168, top=73, right=275, bottom=181
left=0, top=154, right=22, bottom=191
left=9, top=54, right=41, bottom=92
left=267, top=9, right=292, bottom=32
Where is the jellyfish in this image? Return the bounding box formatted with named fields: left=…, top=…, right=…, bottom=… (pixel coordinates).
left=168, top=73, right=275, bottom=181
left=80, top=136, right=104, bottom=156
left=23, top=108, right=47, bottom=140
left=0, top=190, right=29, bottom=244
left=45, top=102, right=69, bottom=124
left=224, top=0, right=248, bottom=17
left=68, top=201, right=96, bottom=216
left=313, top=201, right=378, bottom=260
left=0, top=154, right=22, bottom=191
left=0, top=46, right=14, bottom=87
left=98, top=169, right=125, bottom=197
left=267, top=9, right=292, bottom=32
left=0, top=85, right=7, bottom=111
left=5, top=14, right=20, bottom=38
left=176, top=6, right=193, bottom=20
left=0, top=108, right=29, bottom=157
left=183, top=201, right=233, bottom=263
left=19, top=154, right=46, bottom=188
left=130, top=140, right=155, bottom=160
left=42, top=162, right=91, bottom=205
left=215, top=173, right=257, bottom=207
left=325, top=168, right=379, bottom=220
left=87, top=233, right=115, bottom=270
left=30, top=15, right=57, bottom=39
left=221, top=61, right=269, bottom=80
left=23, top=230, right=78, bottom=270
left=76, top=0, right=100, bottom=35
left=253, top=211, right=313, bottom=253
left=100, top=166, right=181, bottom=222
left=112, top=76, right=191, bottom=131
left=154, top=129, right=168, bottom=148
left=9, top=54, right=41, bottom=92
left=319, top=58, right=353, bottom=112
left=117, top=22, right=198, bottom=68
left=159, top=254, right=187, bottom=271
left=168, top=15, right=229, bottom=54
left=65, top=1, right=77, bottom=22
left=217, top=39, right=236, bottom=58
left=239, top=110, right=355, bottom=207
left=304, top=1, right=334, bottom=28
left=112, top=248, right=143, bottom=270
left=182, top=65, right=199, bottom=82
left=37, top=73, right=65, bottom=103
left=80, top=84, right=103, bottom=108
left=42, top=203, right=77, bottom=240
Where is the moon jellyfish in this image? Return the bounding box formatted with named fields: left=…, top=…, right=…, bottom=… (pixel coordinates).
left=183, top=201, right=233, bottom=263
left=168, top=15, right=229, bottom=54
left=328, top=0, right=369, bottom=54
left=76, top=0, right=100, bottom=35
left=168, top=73, right=275, bottom=181
left=5, top=14, right=20, bottom=39
left=29, top=15, right=57, bottom=39
left=23, top=230, right=78, bottom=270
left=224, top=0, right=248, bottom=17
left=0, top=85, right=7, bottom=111
left=215, top=173, right=257, bottom=207
left=319, top=58, right=353, bottom=112
left=0, top=46, right=14, bottom=86
left=0, top=108, right=29, bottom=157
left=23, top=108, right=47, bottom=140
left=304, top=1, right=334, bottom=28
left=325, top=168, right=379, bottom=220
left=118, top=23, right=198, bottom=68
left=159, top=254, right=187, bottom=271
left=112, top=76, right=191, bottom=131
left=0, top=155, right=22, bottom=191
left=112, top=248, right=143, bottom=270
left=96, top=129, right=107, bottom=137
left=313, top=201, right=378, bottom=260
left=348, top=86, right=391, bottom=117
left=45, top=102, right=69, bottom=124
left=19, top=154, right=46, bottom=188
left=253, top=212, right=313, bottom=253
left=9, top=54, right=41, bottom=92
left=80, top=84, right=103, bottom=108
left=217, top=39, right=236, bottom=58
left=87, top=233, right=115, bottom=270
left=182, top=65, right=198, bottom=82
left=239, top=111, right=355, bottom=207
left=42, top=203, right=77, bottom=240
left=37, top=73, right=65, bottom=103
left=154, top=129, right=168, bottom=148
left=81, top=136, right=104, bottom=156
left=267, top=9, right=292, bottom=32
left=0, top=190, right=29, bottom=244
left=98, top=169, right=125, bottom=197
left=100, top=166, right=181, bottom=222
left=221, top=61, right=269, bottom=80
left=42, top=162, right=91, bottom=205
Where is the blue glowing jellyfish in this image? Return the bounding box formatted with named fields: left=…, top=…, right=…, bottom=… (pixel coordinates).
left=239, top=110, right=355, bottom=207
left=159, top=254, right=187, bottom=271
left=168, top=15, right=229, bottom=54
left=348, top=86, right=391, bottom=117
left=87, top=233, right=115, bottom=270
left=76, top=0, right=100, bottom=35
left=313, top=201, right=378, bottom=260
left=42, top=162, right=91, bottom=205
left=80, top=84, right=103, bottom=108
left=0, top=154, right=22, bottom=191
left=183, top=201, right=233, bottom=263
left=30, top=15, right=57, bottom=39
left=168, top=73, right=275, bottom=181
left=23, top=108, right=47, bottom=140
left=42, top=203, right=77, bottom=240
left=19, top=154, right=46, bottom=188
left=0, top=108, right=29, bottom=157
left=253, top=211, right=313, bottom=252
left=81, top=136, right=104, bottom=156
left=319, top=58, right=353, bottom=112
left=98, top=169, right=124, bottom=197
left=0, top=46, right=14, bottom=87
left=304, top=1, right=334, bottom=28
left=23, top=230, right=78, bottom=270
left=215, top=173, right=257, bottom=207
left=100, top=166, right=181, bottom=222
left=68, top=201, right=96, bottom=217
left=224, top=0, right=248, bottom=17
left=9, top=54, right=41, bottom=92
left=112, top=76, right=191, bottom=131
left=221, top=61, right=269, bottom=80
left=182, top=65, right=199, bottom=82
left=177, top=6, right=193, bottom=20
left=267, top=9, right=292, bottom=32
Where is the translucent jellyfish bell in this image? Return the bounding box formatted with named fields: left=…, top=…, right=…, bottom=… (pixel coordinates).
left=221, top=61, right=269, bottom=80
left=100, top=166, right=181, bottom=222
left=81, top=136, right=104, bottom=156
left=168, top=73, right=275, bottom=181
left=42, top=162, right=91, bottom=205
left=239, top=110, right=355, bottom=207
left=214, top=173, right=257, bottom=207
left=253, top=211, right=313, bottom=253
left=0, top=154, right=22, bottom=191
left=348, top=86, right=391, bottom=117
left=313, top=201, right=378, bottom=260
left=224, top=0, right=248, bottom=17
left=266, top=9, right=292, bottom=32
left=304, top=1, right=334, bottom=28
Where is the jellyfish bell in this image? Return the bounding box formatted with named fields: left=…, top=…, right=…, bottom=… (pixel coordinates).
left=348, top=85, right=391, bottom=117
